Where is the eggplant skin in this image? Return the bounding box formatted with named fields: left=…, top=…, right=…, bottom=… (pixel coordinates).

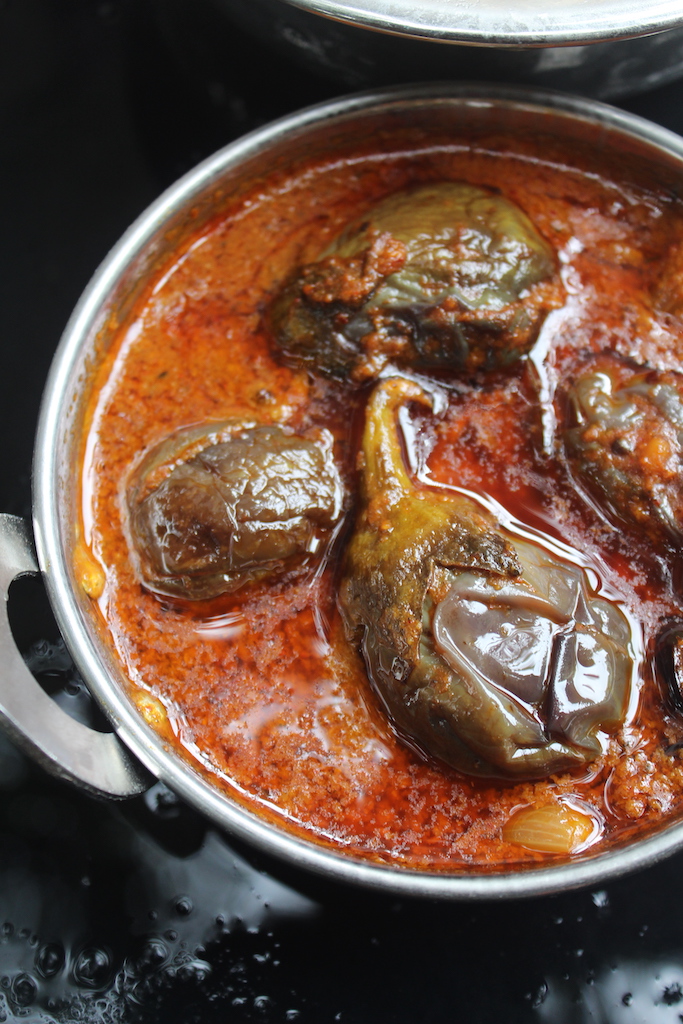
left=127, top=420, right=344, bottom=600
left=655, top=621, right=683, bottom=718
left=340, top=376, right=634, bottom=780
left=563, top=354, right=683, bottom=546
left=270, top=182, right=562, bottom=383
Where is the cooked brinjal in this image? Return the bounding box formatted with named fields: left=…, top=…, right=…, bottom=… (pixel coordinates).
left=655, top=622, right=683, bottom=717
left=340, top=377, right=634, bottom=779
left=653, top=238, right=683, bottom=319
left=563, top=356, right=683, bottom=545
left=271, top=182, right=561, bottom=382
left=127, top=420, right=344, bottom=599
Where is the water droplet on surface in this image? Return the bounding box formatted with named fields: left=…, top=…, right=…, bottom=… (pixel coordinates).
left=144, top=782, right=181, bottom=819
left=176, top=959, right=212, bottom=984
left=173, top=896, right=193, bottom=917
left=136, top=939, right=168, bottom=974
left=36, top=942, right=65, bottom=978
left=531, top=981, right=549, bottom=1007
left=72, top=946, right=112, bottom=989
left=661, top=981, right=683, bottom=1005
left=11, top=973, right=36, bottom=1007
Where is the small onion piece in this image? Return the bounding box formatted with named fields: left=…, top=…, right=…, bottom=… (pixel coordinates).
left=502, top=801, right=598, bottom=854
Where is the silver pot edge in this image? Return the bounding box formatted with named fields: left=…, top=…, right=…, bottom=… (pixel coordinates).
left=283, top=0, right=683, bottom=47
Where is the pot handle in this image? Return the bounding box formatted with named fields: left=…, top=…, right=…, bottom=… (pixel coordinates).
left=0, top=513, right=150, bottom=799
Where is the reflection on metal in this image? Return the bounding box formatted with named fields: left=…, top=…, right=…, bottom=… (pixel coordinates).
left=283, top=0, right=683, bottom=46
left=0, top=514, right=150, bottom=799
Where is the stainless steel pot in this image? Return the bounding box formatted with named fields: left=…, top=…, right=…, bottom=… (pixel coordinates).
left=156, top=0, right=683, bottom=99
left=4, top=83, right=683, bottom=900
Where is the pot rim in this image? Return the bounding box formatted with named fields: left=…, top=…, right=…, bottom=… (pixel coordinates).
left=32, top=82, right=683, bottom=900
left=282, top=0, right=683, bottom=47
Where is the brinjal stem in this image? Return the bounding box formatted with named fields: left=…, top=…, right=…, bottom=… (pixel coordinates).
left=362, top=378, right=431, bottom=504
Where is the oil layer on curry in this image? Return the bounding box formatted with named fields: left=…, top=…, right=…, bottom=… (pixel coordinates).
left=79, top=125, right=683, bottom=870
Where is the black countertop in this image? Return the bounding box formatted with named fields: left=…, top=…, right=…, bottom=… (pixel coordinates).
left=2, top=3, right=683, bottom=1021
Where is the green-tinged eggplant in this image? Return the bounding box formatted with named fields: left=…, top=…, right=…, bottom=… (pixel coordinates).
left=271, top=182, right=561, bottom=382
left=340, top=376, right=635, bottom=779
left=564, top=354, right=683, bottom=545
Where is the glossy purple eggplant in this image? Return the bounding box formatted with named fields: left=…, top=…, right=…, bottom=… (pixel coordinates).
left=340, top=376, right=635, bottom=779
left=127, top=420, right=344, bottom=599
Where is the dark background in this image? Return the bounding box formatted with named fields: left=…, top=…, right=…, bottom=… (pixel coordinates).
left=3, top=2, right=683, bottom=1021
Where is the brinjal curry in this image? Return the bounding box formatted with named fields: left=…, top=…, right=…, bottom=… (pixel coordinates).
left=78, top=117, right=683, bottom=869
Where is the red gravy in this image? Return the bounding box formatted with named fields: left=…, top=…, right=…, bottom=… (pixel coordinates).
left=78, top=124, right=683, bottom=871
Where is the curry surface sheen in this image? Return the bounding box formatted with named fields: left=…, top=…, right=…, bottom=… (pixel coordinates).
left=80, top=127, right=683, bottom=870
